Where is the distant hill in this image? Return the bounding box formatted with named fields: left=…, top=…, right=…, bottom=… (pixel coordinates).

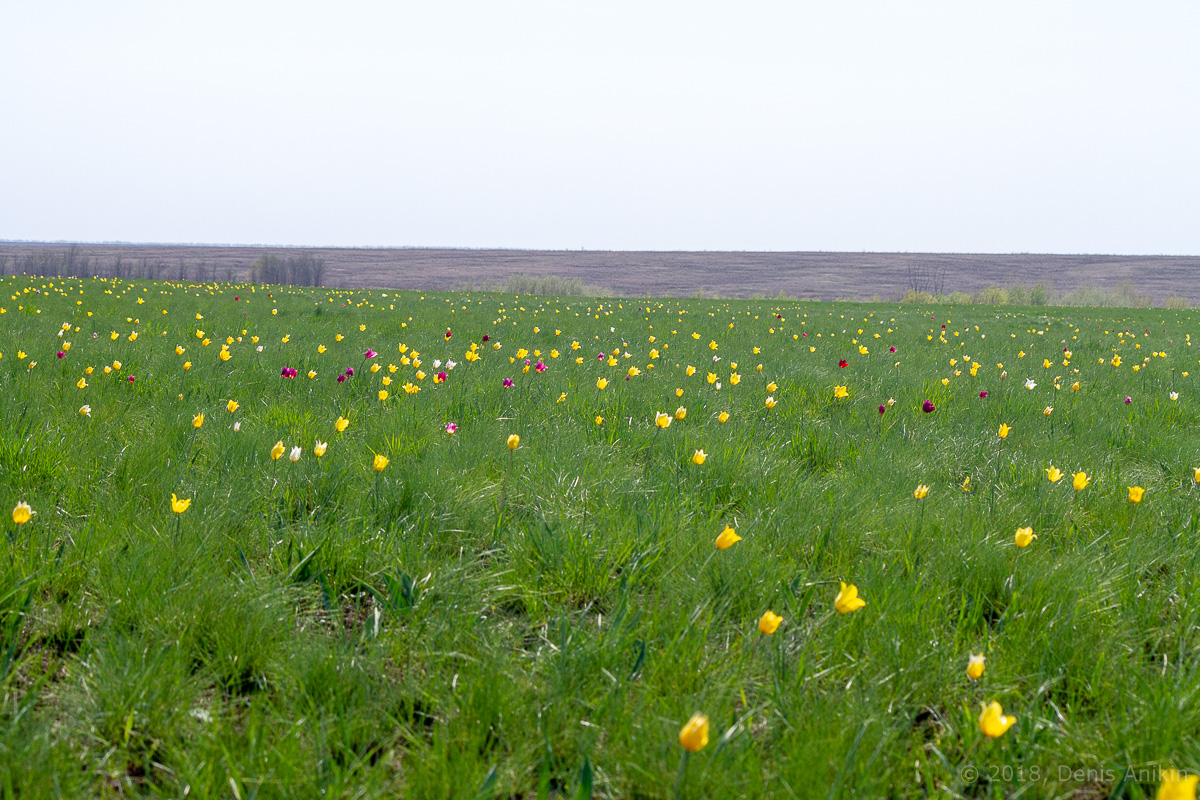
left=2, top=242, right=1198, bottom=303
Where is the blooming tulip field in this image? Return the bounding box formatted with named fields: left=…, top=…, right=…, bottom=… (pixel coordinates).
left=5, top=276, right=1200, bottom=798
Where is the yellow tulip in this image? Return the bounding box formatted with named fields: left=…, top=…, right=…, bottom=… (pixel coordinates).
left=1194, top=467, right=1200, bottom=484
left=507, top=434, right=520, bottom=450
left=764, top=396, right=777, bottom=409
left=373, top=453, right=389, bottom=471
left=378, top=389, right=389, bottom=401
left=718, top=411, right=730, bottom=423
left=192, top=413, right=204, bottom=429
left=271, top=441, right=285, bottom=460
left=692, top=449, right=707, bottom=465
left=314, top=440, right=327, bottom=457
left=998, top=424, right=1010, bottom=439
left=1046, top=466, right=1063, bottom=483
left=678, top=713, right=709, bottom=752
left=335, top=416, right=350, bottom=432
left=707, top=372, right=717, bottom=384
left=227, top=400, right=239, bottom=413
left=1073, top=471, right=1090, bottom=491
left=596, top=377, right=608, bottom=390
left=962, top=476, right=971, bottom=492
left=715, top=525, right=741, bottom=550
left=685, top=365, right=696, bottom=377
left=655, top=412, right=672, bottom=429
left=1156, top=770, right=1199, bottom=800
left=76, top=377, right=87, bottom=389
left=170, top=493, right=191, bottom=514
left=967, top=654, right=985, bottom=680
left=978, top=701, right=1015, bottom=738
left=1015, top=527, right=1036, bottom=548
left=758, top=610, right=783, bottom=635
left=12, top=501, right=33, bottom=525
left=675, top=406, right=687, bottom=420
left=766, top=382, right=777, bottom=393
left=833, top=385, right=849, bottom=399
left=594, top=416, right=604, bottom=425
left=1128, top=486, right=1145, bottom=503
left=834, top=582, right=866, bottom=614
left=913, top=484, right=929, bottom=499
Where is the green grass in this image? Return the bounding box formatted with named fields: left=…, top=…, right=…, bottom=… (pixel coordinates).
left=2, top=277, right=1200, bottom=798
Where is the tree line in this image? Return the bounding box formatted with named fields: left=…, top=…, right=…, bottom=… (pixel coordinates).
left=3, top=247, right=327, bottom=287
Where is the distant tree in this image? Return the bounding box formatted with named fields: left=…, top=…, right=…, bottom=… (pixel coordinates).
left=906, top=263, right=946, bottom=296
left=248, top=253, right=328, bottom=286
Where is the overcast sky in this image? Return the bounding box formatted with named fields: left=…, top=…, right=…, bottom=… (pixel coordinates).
left=2, top=1, right=1197, bottom=253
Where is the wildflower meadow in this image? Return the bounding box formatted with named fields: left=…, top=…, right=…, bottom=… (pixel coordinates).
left=4, top=275, right=1200, bottom=798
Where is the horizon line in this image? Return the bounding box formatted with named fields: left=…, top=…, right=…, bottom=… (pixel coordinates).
left=1, top=239, right=1197, bottom=259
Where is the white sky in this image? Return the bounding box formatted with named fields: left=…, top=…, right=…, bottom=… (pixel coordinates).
left=2, top=1, right=1197, bottom=253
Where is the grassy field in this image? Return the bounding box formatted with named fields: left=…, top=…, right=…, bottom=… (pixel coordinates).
left=3, top=277, right=1200, bottom=798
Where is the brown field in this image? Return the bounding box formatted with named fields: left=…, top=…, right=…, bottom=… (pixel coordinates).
left=2, top=241, right=1198, bottom=302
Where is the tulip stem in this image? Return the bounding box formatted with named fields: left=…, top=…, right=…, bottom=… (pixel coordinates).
left=1008, top=550, right=1019, bottom=600
left=672, top=751, right=690, bottom=800
left=990, top=440, right=1004, bottom=514
left=498, top=450, right=513, bottom=527
left=174, top=426, right=199, bottom=490
left=650, top=427, right=660, bottom=472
